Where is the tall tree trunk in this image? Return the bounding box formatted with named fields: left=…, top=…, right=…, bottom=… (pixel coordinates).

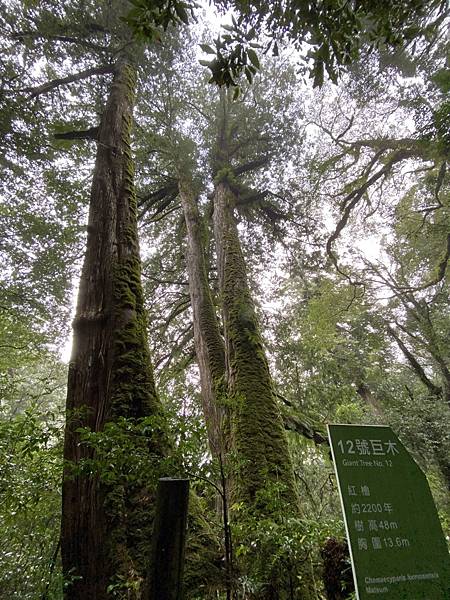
left=61, top=59, right=163, bottom=599
left=213, top=177, right=297, bottom=508
left=178, top=175, right=226, bottom=459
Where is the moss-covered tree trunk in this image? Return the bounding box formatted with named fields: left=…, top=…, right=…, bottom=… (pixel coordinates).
left=178, top=175, right=227, bottom=459
left=62, top=59, right=163, bottom=599
left=209, top=90, right=297, bottom=509
left=212, top=179, right=297, bottom=508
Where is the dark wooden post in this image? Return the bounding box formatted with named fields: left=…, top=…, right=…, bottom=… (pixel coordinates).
left=147, top=478, right=190, bottom=600
left=321, top=537, right=354, bottom=600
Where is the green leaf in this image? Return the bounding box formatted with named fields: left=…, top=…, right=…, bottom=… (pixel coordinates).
left=174, top=3, right=189, bottom=25
left=312, top=61, right=324, bottom=88
left=247, top=48, right=260, bottom=69
left=200, top=44, right=216, bottom=54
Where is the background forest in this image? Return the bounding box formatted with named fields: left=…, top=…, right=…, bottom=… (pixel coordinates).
left=0, top=0, right=449, bottom=599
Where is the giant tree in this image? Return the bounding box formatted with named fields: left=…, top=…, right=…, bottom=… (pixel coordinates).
left=135, top=39, right=330, bottom=594
left=1, top=1, right=200, bottom=597
left=137, top=47, right=303, bottom=502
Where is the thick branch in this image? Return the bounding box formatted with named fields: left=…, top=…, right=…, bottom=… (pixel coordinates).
left=54, top=127, right=99, bottom=141
left=23, top=65, right=114, bottom=99
left=386, top=325, right=442, bottom=397
left=233, top=156, right=270, bottom=176
left=283, top=414, right=328, bottom=445
left=278, top=394, right=327, bottom=445
left=11, top=31, right=109, bottom=52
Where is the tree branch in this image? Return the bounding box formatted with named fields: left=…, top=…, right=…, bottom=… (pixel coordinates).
left=386, top=324, right=442, bottom=397
left=11, top=31, right=109, bottom=53
left=349, top=137, right=422, bottom=152
left=163, top=296, right=191, bottom=329
left=326, top=149, right=415, bottom=276
left=138, top=181, right=179, bottom=213
left=54, top=126, right=99, bottom=141
left=23, top=65, right=114, bottom=99
left=236, top=189, right=269, bottom=206
left=277, top=394, right=328, bottom=445
left=233, top=156, right=270, bottom=176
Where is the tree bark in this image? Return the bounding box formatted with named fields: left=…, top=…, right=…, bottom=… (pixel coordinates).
left=147, top=478, right=190, bottom=600
left=61, top=59, right=163, bottom=599
left=387, top=325, right=442, bottom=397
left=179, top=175, right=226, bottom=459
left=213, top=178, right=297, bottom=507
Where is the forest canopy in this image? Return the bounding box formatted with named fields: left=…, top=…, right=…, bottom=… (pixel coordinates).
left=0, top=0, right=449, bottom=599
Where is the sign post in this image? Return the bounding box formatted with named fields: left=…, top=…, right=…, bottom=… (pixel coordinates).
left=328, top=424, right=450, bottom=599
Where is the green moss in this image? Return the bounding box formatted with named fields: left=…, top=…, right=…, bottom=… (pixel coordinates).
left=109, top=62, right=160, bottom=422
left=184, top=493, right=224, bottom=598
left=211, top=180, right=322, bottom=598
left=214, top=166, right=236, bottom=186
left=217, top=182, right=298, bottom=510
left=99, top=61, right=165, bottom=593
left=100, top=65, right=228, bottom=599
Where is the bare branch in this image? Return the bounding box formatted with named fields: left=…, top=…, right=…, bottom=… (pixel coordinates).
left=183, top=99, right=212, bottom=122
left=22, top=65, right=114, bottom=99
left=386, top=324, right=442, bottom=397
left=335, top=113, right=355, bottom=141
left=326, top=149, right=415, bottom=275
left=10, top=31, right=109, bottom=53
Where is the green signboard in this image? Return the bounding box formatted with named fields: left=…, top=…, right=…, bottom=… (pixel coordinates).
left=328, top=424, right=450, bottom=599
